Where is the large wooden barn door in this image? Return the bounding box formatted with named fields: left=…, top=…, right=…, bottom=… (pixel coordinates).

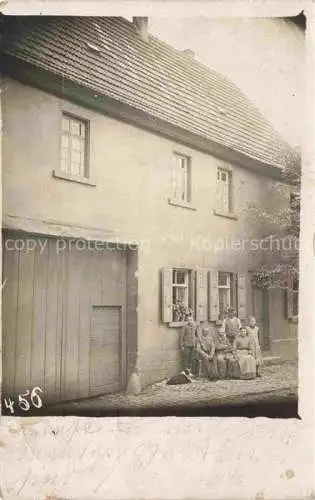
left=59, top=243, right=127, bottom=401
left=2, top=232, right=127, bottom=406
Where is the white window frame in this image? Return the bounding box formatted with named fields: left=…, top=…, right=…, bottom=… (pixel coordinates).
left=61, top=113, right=89, bottom=177
left=53, top=112, right=95, bottom=186
left=172, top=269, right=191, bottom=322
left=218, top=271, right=237, bottom=319
left=168, top=152, right=195, bottom=208
left=217, top=168, right=231, bottom=212
left=215, top=167, right=235, bottom=217
left=173, top=153, right=190, bottom=203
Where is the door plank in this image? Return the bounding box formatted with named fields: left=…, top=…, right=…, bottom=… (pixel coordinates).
left=14, top=245, right=35, bottom=395
left=30, top=241, right=48, bottom=392
left=89, top=306, right=121, bottom=396
left=2, top=238, right=19, bottom=396
left=44, top=238, right=60, bottom=403
left=77, top=248, right=91, bottom=398
left=55, top=245, right=65, bottom=401
left=62, top=242, right=80, bottom=400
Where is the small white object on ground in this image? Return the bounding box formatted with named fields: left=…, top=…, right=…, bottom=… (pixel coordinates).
left=126, top=372, right=141, bottom=395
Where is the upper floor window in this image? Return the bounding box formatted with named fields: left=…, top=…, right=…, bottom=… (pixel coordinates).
left=217, top=167, right=232, bottom=213
left=61, top=113, right=89, bottom=179
left=172, top=153, right=191, bottom=203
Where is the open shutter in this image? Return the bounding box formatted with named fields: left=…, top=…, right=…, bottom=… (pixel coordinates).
left=286, top=270, right=293, bottom=319
left=208, top=269, right=219, bottom=321
left=195, top=268, right=208, bottom=322
left=237, top=273, right=247, bottom=321
left=162, top=267, right=172, bottom=323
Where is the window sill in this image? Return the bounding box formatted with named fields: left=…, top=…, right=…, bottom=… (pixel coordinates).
left=168, top=198, right=197, bottom=211
left=169, top=321, right=185, bottom=328
left=53, top=170, right=96, bottom=186
left=288, top=316, right=298, bottom=323
left=213, top=210, right=238, bottom=220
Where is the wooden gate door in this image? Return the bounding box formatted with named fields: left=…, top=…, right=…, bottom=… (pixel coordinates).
left=2, top=232, right=127, bottom=404
left=60, top=242, right=127, bottom=401
left=89, top=306, right=122, bottom=396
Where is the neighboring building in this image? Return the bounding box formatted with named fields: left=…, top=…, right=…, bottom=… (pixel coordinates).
left=0, top=16, right=299, bottom=403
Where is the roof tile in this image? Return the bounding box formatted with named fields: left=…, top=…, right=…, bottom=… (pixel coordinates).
left=1, top=16, right=293, bottom=168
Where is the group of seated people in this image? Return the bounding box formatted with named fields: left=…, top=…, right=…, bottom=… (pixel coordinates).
left=180, top=308, right=263, bottom=381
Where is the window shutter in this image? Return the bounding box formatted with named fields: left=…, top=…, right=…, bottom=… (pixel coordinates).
left=162, top=267, right=173, bottom=323
left=237, top=273, right=247, bottom=320
left=286, top=270, right=293, bottom=319
left=208, top=269, right=219, bottom=321
left=196, top=268, right=208, bottom=322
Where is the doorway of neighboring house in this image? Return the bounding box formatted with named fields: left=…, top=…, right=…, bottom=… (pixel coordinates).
left=252, top=287, right=270, bottom=351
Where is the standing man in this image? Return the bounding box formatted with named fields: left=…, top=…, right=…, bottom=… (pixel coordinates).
left=180, top=315, right=197, bottom=372
left=221, top=308, right=242, bottom=345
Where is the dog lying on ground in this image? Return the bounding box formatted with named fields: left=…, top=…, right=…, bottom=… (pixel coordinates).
left=166, top=369, right=193, bottom=385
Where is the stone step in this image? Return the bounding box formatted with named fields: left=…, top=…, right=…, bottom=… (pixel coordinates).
left=263, top=356, right=282, bottom=366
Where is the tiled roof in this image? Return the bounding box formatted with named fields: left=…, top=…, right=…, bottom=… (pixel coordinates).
left=1, top=16, right=293, bottom=168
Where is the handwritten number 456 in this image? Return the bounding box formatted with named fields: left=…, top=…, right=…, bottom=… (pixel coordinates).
left=4, top=387, right=43, bottom=414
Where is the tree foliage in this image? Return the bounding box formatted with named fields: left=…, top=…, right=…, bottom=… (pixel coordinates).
left=246, top=147, right=301, bottom=288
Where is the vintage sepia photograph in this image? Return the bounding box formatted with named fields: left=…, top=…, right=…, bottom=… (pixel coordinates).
left=1, top=13, right=304, bottom=418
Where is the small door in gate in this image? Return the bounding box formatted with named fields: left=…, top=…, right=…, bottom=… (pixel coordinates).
left=89, top=306, right=122, bottom=396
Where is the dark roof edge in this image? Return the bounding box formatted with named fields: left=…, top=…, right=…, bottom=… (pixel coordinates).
left=1, top=54, right=284, bottom=181
left=284, top=12, right=306, bottom=30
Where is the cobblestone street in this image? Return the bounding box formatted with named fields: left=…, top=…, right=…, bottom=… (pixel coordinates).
left=50, top=361, right=298, bottom=416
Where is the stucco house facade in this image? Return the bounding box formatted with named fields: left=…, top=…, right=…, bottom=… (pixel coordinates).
left=1, top=16, right=299, bottom=403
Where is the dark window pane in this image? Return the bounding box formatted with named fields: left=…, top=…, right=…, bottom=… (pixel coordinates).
left=218, top=272, right=229, bottom=287
left=292, top=292, right=298, bottom=316
left=173, top=270, right=186, bottom=285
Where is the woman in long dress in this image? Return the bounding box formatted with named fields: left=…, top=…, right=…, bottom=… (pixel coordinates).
left=230, top=327, right=257, bottom=380
left=246, top=316, right=263, bottom=377
left=214, top=330, right=234, bottom=379
left=195, top=327, right=219, bottom=380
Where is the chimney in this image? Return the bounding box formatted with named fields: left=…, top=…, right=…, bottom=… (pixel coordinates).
left=182, top=49, right=195, bottom=59
left=132, top=17, right=149, bottom=41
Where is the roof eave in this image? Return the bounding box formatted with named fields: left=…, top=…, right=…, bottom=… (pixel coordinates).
left=1, top=53, right=284, bottom=180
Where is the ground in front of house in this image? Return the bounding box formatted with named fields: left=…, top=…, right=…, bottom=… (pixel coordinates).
left=44, top=361, right=298, bottom=418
